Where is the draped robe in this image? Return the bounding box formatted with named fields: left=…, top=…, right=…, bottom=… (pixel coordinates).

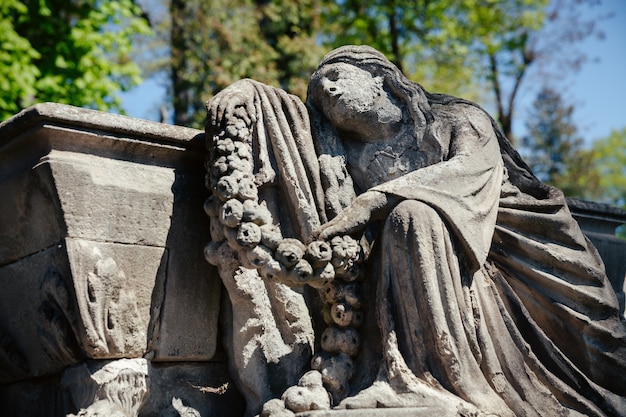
left=345, top=101, right=626, bottom=416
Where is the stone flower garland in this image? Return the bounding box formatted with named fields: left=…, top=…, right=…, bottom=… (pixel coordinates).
left=203, top=118, right=365, bottom=404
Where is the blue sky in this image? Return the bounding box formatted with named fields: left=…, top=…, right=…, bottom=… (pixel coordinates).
left=564, top=0, right=626, bottom=142
left=120, top=1, right=625, bottom=145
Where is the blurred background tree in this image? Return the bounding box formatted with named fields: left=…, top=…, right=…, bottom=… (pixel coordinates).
left=590, top=128, right=626, bottom=238
left=592, top=128, right=626, bottom=209
left=521, top=87, right=602, bottom=200
left=141, top=0, right=604, bottom=142
left=0, top=0, right=151, bottom=120
left=168, top=0, right=323, bottom=126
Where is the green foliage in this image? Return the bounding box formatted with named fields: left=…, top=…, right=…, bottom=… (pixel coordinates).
left=168, top=0, right=324, bottom=127
left=0, top=0, right=41, bottom=117
left=258, top=0, right=325, bottom=98
left=521, top=87, right=601, bottom=200
left=0, top=0, right=151, bottom=120
left=592, top=128, right=626, bottom=208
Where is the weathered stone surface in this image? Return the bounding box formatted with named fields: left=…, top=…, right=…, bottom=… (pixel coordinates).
left=0, top=243, right=80, bottom=383
left=49, top=150, right=175, bottom=246
left=142, top=361, right=243, bottom=416
left=65, top=238, right=165, bottom=358
left=63, top=358, right=150, bottom=416
left=0, top=104, right=221, bottom=388
left=296, top=408, right=465, bottom=417
left=0, top=160, right=65, bottom=264
left=0, top=358, right=244, bottom=417
left=282, top=371, right=330, bottom=413
left=206, top=81, right=321, bottom=416
left=148, top=171, right=221, bottom=361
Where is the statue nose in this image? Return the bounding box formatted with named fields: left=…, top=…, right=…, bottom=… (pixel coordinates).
left=323, top=78, right=341, bottom=96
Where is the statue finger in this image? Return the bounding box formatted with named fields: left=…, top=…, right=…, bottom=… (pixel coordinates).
left=318, top=225, right=341, bottom=241
left=208, top=94, right=224, bottom=126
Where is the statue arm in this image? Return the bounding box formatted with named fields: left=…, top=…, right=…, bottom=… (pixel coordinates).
left=315, top=190, right=399, bottom=240
left=375, top=106, right=503, bottom=270
left=380, top=106, right=501, bottom=194
left=317, top=105, right=503, bottom=270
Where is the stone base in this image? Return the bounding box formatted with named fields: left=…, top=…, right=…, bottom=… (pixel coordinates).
left=298, top=407, right=465, bottom=417
left=0, top=358, right=245, bottom=417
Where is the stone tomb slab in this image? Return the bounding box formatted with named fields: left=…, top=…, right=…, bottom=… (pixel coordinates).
left=0, top=104, right=221, bottom=385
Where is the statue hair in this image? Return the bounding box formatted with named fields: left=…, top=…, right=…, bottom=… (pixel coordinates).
left=306, top=45, right=546, bottom=206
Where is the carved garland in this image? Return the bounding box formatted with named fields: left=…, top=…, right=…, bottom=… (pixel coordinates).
left=204, top=116, right=365, bottom=402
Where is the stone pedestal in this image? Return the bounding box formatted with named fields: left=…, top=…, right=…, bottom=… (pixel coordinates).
left=0, top=104, right=243, bottom=416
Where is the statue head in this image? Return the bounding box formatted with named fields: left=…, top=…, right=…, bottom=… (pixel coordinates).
left=305, top=45, right=441, bottom=214
left=307, top=45, right=431, bottom=140
left=307, top=46, right=542, bottom=199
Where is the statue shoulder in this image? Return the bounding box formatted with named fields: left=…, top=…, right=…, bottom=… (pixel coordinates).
left=433, top=101, right=496, bottom=142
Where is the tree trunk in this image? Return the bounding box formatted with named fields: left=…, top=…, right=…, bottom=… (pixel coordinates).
left=388, top=4, right=404, bottom=74
left=170, top=0, right=190, bottom=126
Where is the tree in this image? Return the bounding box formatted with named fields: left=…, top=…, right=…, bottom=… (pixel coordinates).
left=521, top=86, right=601, bottom=199
left=592, top=128, right=626, bottom=208
left=0, top=0, right=151, bottom=120
left=480, top=0, right=608, bottom=141
left=592, top=128, right=626, bottom=239
left=168, top=0, right=324, bottom=127
left=470, top=0, right=549, bottom=140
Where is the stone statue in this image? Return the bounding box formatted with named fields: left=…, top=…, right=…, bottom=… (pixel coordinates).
left=204, top=45, right=626, bottom=417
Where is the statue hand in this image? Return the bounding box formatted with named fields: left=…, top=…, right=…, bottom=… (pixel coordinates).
left=207, top=80, right=256, bottom=128
left=315, top=191, right=397, bottom=241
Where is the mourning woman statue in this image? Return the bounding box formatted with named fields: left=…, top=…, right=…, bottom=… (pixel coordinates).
left=205, top=45, right=626, bottom=417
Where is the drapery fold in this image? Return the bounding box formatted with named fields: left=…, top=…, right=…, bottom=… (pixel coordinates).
left=249, top=80, right=325, bottom=237
left=314, top=99, right=626, bottom=415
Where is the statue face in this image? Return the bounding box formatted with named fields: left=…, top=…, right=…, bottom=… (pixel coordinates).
left=313, top=63, right=403, bottom=141
left=318, top=63, right=383, bottom=116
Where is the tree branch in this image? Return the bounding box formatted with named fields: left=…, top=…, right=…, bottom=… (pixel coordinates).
left=388, top=4, right=404, bottom=73
left=488, top=52, right=508, bottom=135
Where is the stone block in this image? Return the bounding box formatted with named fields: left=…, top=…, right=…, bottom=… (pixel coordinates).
left=0, top=160, right=65, bottom=264
left=0, top=358, right=245, bottom=417
left=0, top=104, right=222, bottom=385
left=0, top=243, right=80, bottom=383
left=65, top=238, right=166, bottom=359
left=0, top=238, right=167, bottom=383
left=147, top=172, right=221, bottom=361
left=48, top=150, right=176, bottom=246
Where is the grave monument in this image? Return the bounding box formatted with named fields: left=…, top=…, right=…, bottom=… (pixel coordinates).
left=0, top=45, right=624, bottom=416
